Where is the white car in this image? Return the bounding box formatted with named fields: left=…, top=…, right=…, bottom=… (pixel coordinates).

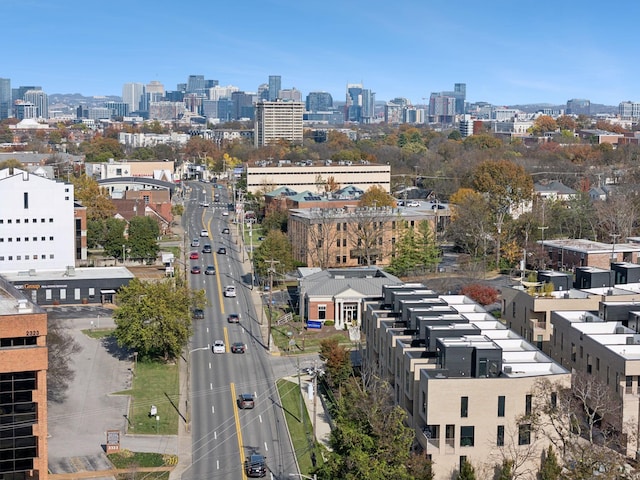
left=200, top=229, right=209, bottom=237
left=191, top=239, right=200, bottom=247
left=222, top=211, right=229, bottom=216
left=407, top=201, right=421, bottom=207
left=199, top=201, right=210, bottom=207
left=212, top=340, right=225, bottom=354
left=224, top=285, right=237, bottom=297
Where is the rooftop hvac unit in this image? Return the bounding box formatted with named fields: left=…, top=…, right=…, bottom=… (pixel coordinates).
left=16, top=299, right=28, bottom=310
left=616, top=326, right=626, bottom=334
left=65, top=266, right=76, bottom=277
left=28, top=269, right=36, bottom=276
left=503, top=366, right=513, bottom=374
left=627, top=337, right=635, bottom=345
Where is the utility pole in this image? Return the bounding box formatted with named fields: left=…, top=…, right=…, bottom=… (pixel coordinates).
left=264, top=259, right=279, bottom=350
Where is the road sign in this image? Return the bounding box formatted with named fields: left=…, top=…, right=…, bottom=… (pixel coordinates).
left=307, top=320, right=322, bottom=329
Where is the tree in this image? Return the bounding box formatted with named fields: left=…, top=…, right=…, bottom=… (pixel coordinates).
left=261, top=210, right=288, bottom=233
left=103, top=218, right=127, bottom=259
left=358, top=185, right=396, bottom=208
left=556, top=115, right=577, bottom=132
left=253, top=230, right=295, bottom=280
left=113, top=278, right=203, bottom=361
left=538, top=446, right=561, bottom=480
left=81, top=136, right=124, bottom=162
left=127, top=216, right=160, bottom=261
left=314, top=375, right=422, bottom=480
left=69, top=174, right=116, bottom=221
left=319, top=337, right=352, bottom=390
left=47, top=317, right=82, bottom=402
left=471, top=160, right=533, bottom=269
left=530, top=115, right=558, bottom=136
left=386, top=221, right=440, bottom=276
left=0, top=158, right=23, bottom=170
left=456, top=459, right=476, bottom=480
left=496, top=459, right=514, bottom=480
left=347, top=208, right=395, bottom=266
left=304, top=210, right=343, bottom=269
left=529, top=373, right=628, bottom=479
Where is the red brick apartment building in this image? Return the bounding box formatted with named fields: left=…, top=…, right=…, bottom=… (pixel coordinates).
left=0, top=277, right=48, bottom=480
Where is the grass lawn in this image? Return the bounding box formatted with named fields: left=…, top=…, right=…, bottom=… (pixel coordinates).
left=276, top=379, right=323, bottom=475
left=82, top=328, right=115, bottom=340
left=271, top=323, right=350, bottom=354
left=113, top=359, right=180, bottom=435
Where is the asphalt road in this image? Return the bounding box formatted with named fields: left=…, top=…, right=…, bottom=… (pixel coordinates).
left=181, top=183, right=298, bottom=480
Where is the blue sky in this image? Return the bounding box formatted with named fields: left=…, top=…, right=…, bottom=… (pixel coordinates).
left=3, top=0, right=638, bottom=106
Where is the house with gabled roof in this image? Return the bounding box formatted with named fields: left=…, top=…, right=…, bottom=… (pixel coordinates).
left=299, top=267, right=402, bottom=329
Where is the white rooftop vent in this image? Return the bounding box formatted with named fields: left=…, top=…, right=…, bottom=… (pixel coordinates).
left=28, top=269, right=36, bottom=276
left=65, top=266, right=76, bottom=277
left=16, top=299, right=28, bottom=311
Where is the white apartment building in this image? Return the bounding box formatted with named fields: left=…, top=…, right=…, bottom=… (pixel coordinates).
left=363, top=284, right=570, bottom=479
left=0, top=168, right=75, bottom=273
left=254, top=100, right=304, bottom=147
left=246, top=162, right=391, bottom=194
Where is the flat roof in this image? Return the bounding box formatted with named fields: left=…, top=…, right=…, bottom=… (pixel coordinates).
left=0, top=278, right=43, bottom=316
left=3, top=266, right=135, bottom=282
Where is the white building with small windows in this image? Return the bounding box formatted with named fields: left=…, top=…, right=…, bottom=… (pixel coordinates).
left=0, top=168, right=75, bottom=273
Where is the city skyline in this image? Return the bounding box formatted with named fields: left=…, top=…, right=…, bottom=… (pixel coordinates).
left=4, top=0, right=640, bottom=106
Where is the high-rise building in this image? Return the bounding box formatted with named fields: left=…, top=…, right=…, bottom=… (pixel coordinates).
left=268, top=75, right=281, bottom=101
left=429, top=93, right=456, bottom=124
left=145, top=80, right=165, bottom=96
left=204, top=79, right=219, bottom=89
left=0, top=78, right=10, bottom=119
left=279, top=88, right=302, bottom=102
left=14, top=102, right=38, bottom=120
left=23, top=90, right=48, bottom=119
left=254, top=100, right=304, bottom=147
left=187, top=75, right=205, bottom=94
left=346, top=84, right=375, bottom=123
left=454, top=83, right=466, bottom=114
left=231, top=91, right=256, bottom=120
left=105, top=101, right=130, bottom=118
left=122, top=83, right=144, bottom=113
left=306, top=91, right=333, bottom=112
left=13, top=86, right=41, bottom=105
left=0, top=276, right=49, bottom=480
left=566, top=98, right=590, bottom=115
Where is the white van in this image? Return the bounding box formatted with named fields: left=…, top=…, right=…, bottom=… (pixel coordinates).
left=224, top=285, right=237, bottom=297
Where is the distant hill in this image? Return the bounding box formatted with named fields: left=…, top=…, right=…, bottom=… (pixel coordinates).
left=49, top=93, right=121, bottom=107
left=509, top=103, right=617, bottom=115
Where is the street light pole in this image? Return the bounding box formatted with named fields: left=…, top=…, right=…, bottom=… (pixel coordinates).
left=185, top=346, right=209, bottom=432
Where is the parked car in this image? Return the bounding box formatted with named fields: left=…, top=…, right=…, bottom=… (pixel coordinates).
left=224, top=285, right=236, bottom=297
left=244, top=454, right=266, bottom=477
left=192, top=308, right=205, bottom=319
left=205, top=265, right=216, bottom=275
left=200, top=229, right=209, bottom=237
left=237, top=393, right=254, bottom=409
left=191, top=265, right=201, bottom=274
left=212, top=340, right=225, bottom=354
left=407, top=201, right=421, bottom=207
left=231, top=342, right=247, bottom=354
left=203, top=244, right=212, bottom=253
left=189, top=251, right=199, bottom=260
left=227, top=313, right=240, bottom=323
left=191, top=239, right=200, bottom=247
left=218, top=247, right=226, bottom=255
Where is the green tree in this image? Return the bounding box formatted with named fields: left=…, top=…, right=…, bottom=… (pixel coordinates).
left=456, top=459, right=476, bottom=480
left=358, top=185, right=396, bottom=208
left=538, top=446, right=561, bottom=480
left=113, top=278, right=203, bottom=361
left=463, top=134, right=503, bottom=150
left=127, top=216, right=160, bottom=261
left=130, top=147, right=155, bottom=160
left=0, top=124, right=13, bottom=143
left=70, top=174, right=116, bottom=221
left=103, top=218, right=127, bottom=259
left=496, top=459, right=513, bottom=480
left=262, top=210, right=288, bottom=233
left=81, top=136, right=124, bottom=162
left=87, top=219, right=106, bottom=249
left=253, top=230, right=295, bottom=279
left=387, top=221, right=440, bottom=276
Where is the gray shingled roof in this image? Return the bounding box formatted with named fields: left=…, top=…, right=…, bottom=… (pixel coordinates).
left=302, top=267, right=402, bottom=297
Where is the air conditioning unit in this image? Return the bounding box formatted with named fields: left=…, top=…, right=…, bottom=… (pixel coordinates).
left=503, top=366, right=513, bottom=374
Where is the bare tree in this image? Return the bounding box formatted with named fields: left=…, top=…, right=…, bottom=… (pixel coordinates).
left=47, top=317, right=82, bottom=403
left=305, top=209, right=343, bottom=269
left=347, top=207, right=395, bottom=266
left=529, top=374, right=631, bottom=479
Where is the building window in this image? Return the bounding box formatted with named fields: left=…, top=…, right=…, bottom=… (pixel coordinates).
left=571, top=343, right=576, bottom=362
left=23, top=192, right=28, bottom=209
left=343, top=238, right=346, bottom=247
left=41, top=218, right=45, bottom=223
left=460, top=396, right=468, bottom=417
left=49, top=218, right=53, bottom=222
left=498, top=396, right=505, bottom=417
left=518, top=424, right=531, bottom=445
left=551, top=392, right=557, bottom=409
left=24, top=219, right=28, bottom=223
left=525, top=394, right=532, bottom=415
left=336, top=256, right=341, bottom=264
left=342, top=256, right=346, bottom=263
left=49, top=236, right=54, bottom=241
left=596, top=357, right=600, bottom=371
left=60, top=289, right=66, bottom=300
left=41, top=237, right=45, bottom=241
left=497, top=425, right=505, bottom=446
left=460, top=426, right=474, bottom=447
left=74, top=288, right=81, bottom=300
left=45, top=289, right=52, bottom=300
left=337, top=223, right=341, bottom=231
left=318, top=305, right=326, bottom=320
left=16, top=219, right=20, bottom=224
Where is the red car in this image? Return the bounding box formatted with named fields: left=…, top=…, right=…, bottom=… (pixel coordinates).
left=190, top=251, right=199, bottom=260
left=191, top=265, right=201, bottom=274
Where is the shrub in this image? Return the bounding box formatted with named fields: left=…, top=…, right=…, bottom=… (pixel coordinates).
left=460, top=283, right=499, bottom=306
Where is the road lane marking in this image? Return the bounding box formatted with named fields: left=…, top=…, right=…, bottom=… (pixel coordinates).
left=223, top=327, right=229, bottom=353
left=230, top=382, right=247, bottom=479
left=212, top=405, right=214, bottom=414
left=210, top=383, right=213, bottom=390
left=264, top=441, right=268, bottom=452
left=259, top=414, right=263, bottom=423
left=209, top=362, right=212, bottom=369
left=214, top=431, right=217, bottom=439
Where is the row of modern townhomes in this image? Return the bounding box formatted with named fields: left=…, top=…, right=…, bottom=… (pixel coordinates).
left=362, top=283, right=571, bottom=479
